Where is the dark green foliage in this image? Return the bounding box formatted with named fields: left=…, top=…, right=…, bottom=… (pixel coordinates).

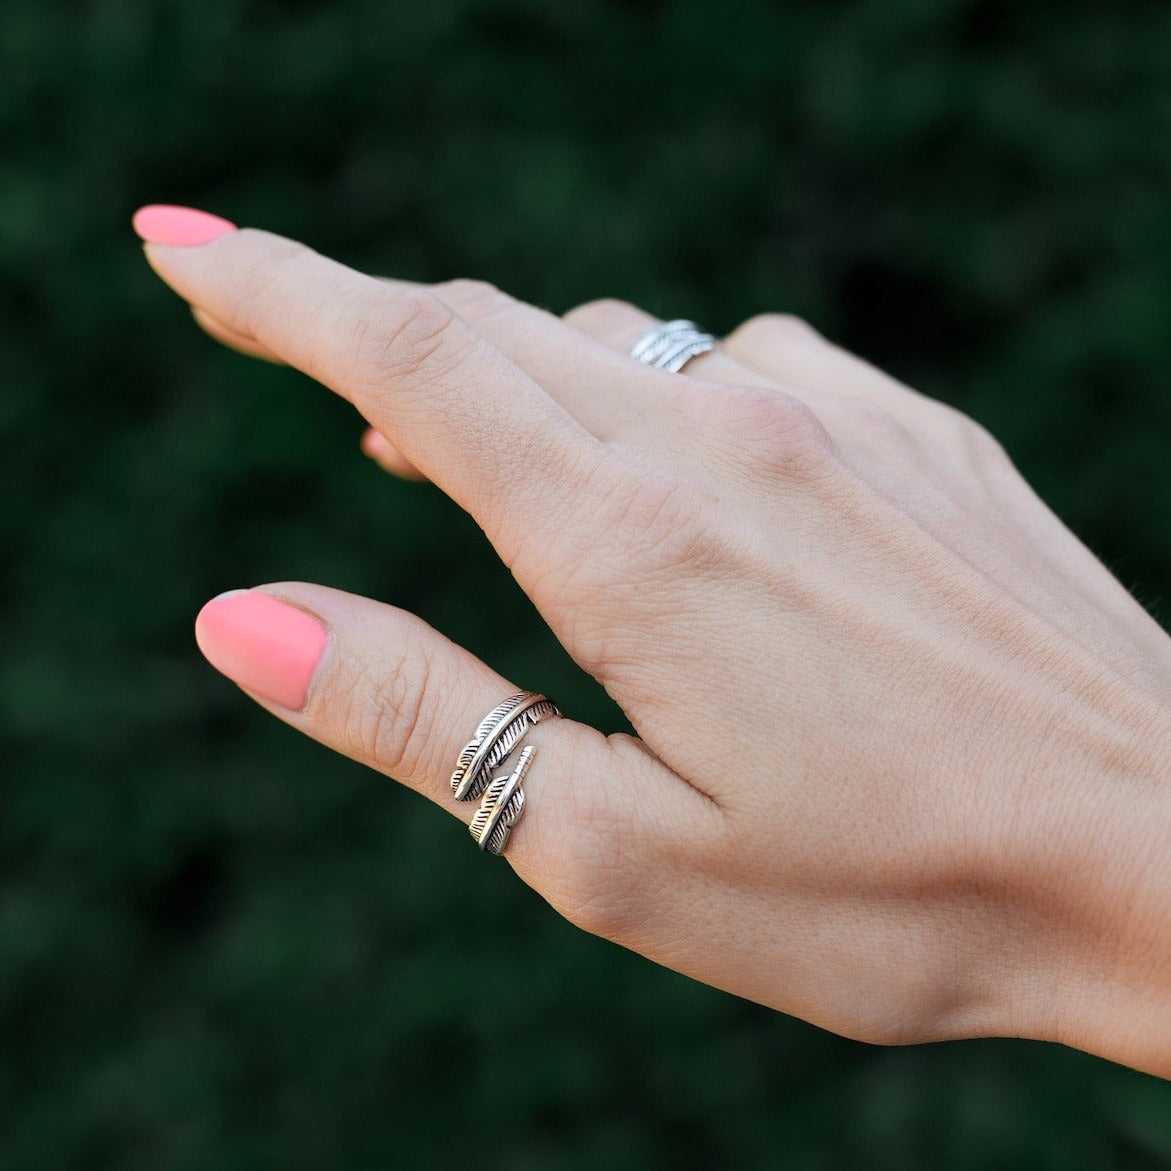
left=2, top=0, right=1171, bottom=1166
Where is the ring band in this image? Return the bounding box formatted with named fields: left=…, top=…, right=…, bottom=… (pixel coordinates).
left=629, top=319, right=716, bottom=373
left=450, top=692, right=561, bottom=856
left=450, top=692, right=560, bottom=802
left=469, top=744, right=534, bottom=855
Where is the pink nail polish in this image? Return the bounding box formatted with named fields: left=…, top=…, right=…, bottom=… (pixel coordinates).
left=195, top=590, right=327, bottom=711
left=360, top=428, right=391, bottom=459
left=132, top=204, right=237, bottom=247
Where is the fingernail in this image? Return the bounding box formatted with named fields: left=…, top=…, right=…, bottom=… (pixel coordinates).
left=194, top=589, right=327, bottom=711
left=132, top=204, right=237, bottom=247
left=360, top=427, right=392, bottom=459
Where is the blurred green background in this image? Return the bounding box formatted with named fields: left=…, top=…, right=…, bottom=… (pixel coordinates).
left=3, top=0, right=1171, bottom=1166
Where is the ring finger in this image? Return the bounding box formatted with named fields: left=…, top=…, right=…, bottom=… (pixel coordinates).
left=563, top=298, right=938, bottom=422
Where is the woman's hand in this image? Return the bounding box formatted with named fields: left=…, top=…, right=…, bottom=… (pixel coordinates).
left=136, top=209, right=1171, bottom=1077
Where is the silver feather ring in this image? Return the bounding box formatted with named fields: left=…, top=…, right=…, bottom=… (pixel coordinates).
left=629, top=318, right=716, bottom=373
left=450, top=692, right=561, bottom=856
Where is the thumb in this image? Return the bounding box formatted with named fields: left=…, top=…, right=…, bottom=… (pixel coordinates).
left=192, top=582, right=711, bottom=930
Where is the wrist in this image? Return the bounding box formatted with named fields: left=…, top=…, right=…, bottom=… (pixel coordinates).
left=999, top=667, right=1171, bottom=1076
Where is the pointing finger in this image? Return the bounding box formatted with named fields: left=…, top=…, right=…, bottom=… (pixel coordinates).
left=188, top=307, right=426, bottom=478
left=190, top=304, right=284, bottom=364
left=135, top=209, right=609, bottom=570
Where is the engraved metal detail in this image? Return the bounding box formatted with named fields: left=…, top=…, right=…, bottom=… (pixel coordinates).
left=469, top=745, right=535, bottom=855
left=450, top=691, right=562, bottom=858
left=629, top=319, right=716, bottom=373
left=449, top=692, right=560, bottom=802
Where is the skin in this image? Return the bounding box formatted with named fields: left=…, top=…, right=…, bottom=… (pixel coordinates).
left=143, top=228, right=1171, bottom=1077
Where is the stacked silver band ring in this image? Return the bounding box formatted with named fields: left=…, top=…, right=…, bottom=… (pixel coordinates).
left=629, top=318, right=716, bottom=373
left=450, top=692, right=561, bottom=856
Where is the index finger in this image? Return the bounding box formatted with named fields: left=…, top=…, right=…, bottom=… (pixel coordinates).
left=135, top=212, right=606, bottom=559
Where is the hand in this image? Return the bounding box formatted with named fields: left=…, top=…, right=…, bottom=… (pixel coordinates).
left=136, top=209, right=1171, bottom=1077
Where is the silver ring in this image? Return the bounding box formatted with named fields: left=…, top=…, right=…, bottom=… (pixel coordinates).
left=629, top=319, right=716, bottom=373
left=469, top=744, right=534, bottom=855
left=450, top=692, right=561, bottom=856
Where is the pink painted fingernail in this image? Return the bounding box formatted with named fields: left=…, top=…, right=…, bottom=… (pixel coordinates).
left=194, top=589, right=327, bottom=711
left=360, top=428, right=392, bottom=459
left=132, top=204, right=237, bottom=247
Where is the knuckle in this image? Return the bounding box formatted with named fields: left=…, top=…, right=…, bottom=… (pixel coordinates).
left=725, top=311, right=819, bottom=353
left=836, top=398, right=918, bottom=456
left=539, top=781, right=644, bottom=941
left=340, top=648, right=433, bottom=782
left=431, top=277, right=513, bottom=322
left=709, top=386, right=838, bottom=482
left=919, top=401, right=1015, bottom=473
left=351, top=289, right=465, bottom=387
left=563, top=297, right=640, bottom=336
left=958, top=413, right=1012, bottom=466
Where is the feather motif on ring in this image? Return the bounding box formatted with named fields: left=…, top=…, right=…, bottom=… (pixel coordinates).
left=449, top=694, right=559, bottom=801
left=469, top=746, right=534, bottom=855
